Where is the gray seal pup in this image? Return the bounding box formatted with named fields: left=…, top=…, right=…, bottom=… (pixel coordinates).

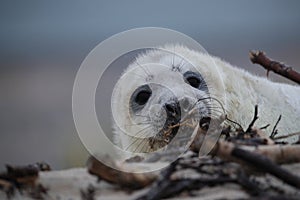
left=111, top=45, right=300, bottom=153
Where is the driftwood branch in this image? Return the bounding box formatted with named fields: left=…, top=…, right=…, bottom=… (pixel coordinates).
left=232, top=147, right=300, bottom=189
left=211, top=140, right=300, bottom=189
left=87, top=156, right=158, bottom=189
left=273, top=131, right=300, bottom=141
left=249, top=51, right=300, bottom=84
left=0, top=163, right=50, bottom=199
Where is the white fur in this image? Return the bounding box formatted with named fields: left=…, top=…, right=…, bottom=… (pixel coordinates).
left=112, top=45, right=300, bottom=152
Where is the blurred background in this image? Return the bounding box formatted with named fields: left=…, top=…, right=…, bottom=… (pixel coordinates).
left=1, top=0, right=300, bottom=170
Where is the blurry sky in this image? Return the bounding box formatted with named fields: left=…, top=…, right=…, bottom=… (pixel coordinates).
left=0, top=0, right=300, bottom=169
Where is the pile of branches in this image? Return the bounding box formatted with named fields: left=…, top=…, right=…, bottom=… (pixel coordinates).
left=88, top=112, right=300, bottom=199
left=0, top=163, right=50, bottom=199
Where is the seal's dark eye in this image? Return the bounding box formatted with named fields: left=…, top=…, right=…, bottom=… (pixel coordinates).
left=184, top=71, right=202, bottom=88
left=187, top=77, right=200, bottom=88
left=135, top=90, right=151, bottom=105
left=131, top=85, right=152, bottom=110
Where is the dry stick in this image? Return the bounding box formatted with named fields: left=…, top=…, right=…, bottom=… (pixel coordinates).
left=247, top=142, right=300, bottom=164
left=249, top=51, right=300, bottom=84
left=87, top=156, right=157, bottom=189
left=259, top=124, right=270, bottom=130
left=0, top=179, right=14, bottom=198
left=232, top=147, right=300, bottom=189
left=136, top=159, right=179, bottom=200
left=270, top=115, right=282, bottom=139
left=246, top=105, right=258, bottom=133
left=273, top=131, right=300, bottom=141
left=212, top=141, right=300, bottom=189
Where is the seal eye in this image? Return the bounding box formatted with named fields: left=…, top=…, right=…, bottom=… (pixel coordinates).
left=135, top=90, right=151, bottom=105
left=130, top=85, right=152, bottom=110
left=184, top=71, right=202, bottom=89
left=187, top=77, right=200, bottom=88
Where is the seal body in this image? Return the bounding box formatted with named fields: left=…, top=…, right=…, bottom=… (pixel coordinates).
left=112, top=45, right=300, bottom=153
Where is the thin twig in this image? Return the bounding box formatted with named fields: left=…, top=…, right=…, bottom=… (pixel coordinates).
left=270, top=115, right=282, bottom=139
left=246, top=105, right=259, bottom=133
left=273, top=131, right=300, bottom=141
left=260, top=124, right=270, bottom=130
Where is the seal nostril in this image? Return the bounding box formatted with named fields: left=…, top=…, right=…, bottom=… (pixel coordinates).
left=165, top=102, right=181, bottom=117
left=165, top=104, right=176, bottom=114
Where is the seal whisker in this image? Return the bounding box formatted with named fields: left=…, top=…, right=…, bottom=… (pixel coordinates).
left=132, top=135, right=152, bottom=153
left=134, top=114, right=150, bottom=118
left=124, top=121, right=151, bottom=127
left=196, top=97, right=226, bottom=116
left=123, top=124, right=152, bottom=140
left=126, top=136, right=147, bottom=152
left=124, top=126, right=153, bottom=151
left=172, top=46, right=175, bottom=68
left=131, top=72, right=146, bottom=79
left=206, top=107, right=225, bottom=114
left=135, top=59, right=152, bottom=77
left=177, top=56, right=186, bottom=71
